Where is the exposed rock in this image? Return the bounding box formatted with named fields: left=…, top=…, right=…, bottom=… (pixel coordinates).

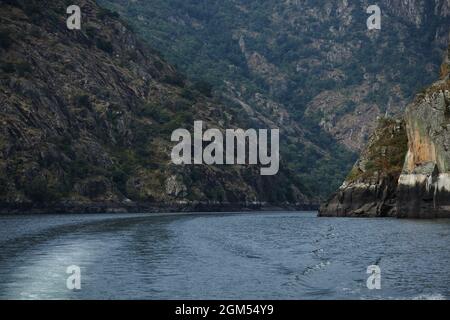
left=320, top=45, right=450, bottom=218
left=165, top=175, right=188, bottom=198
left=0, top=0, right=311, bottom=213
left=102, top=0, right=450, bottom=153
left=319, top=118, right=407, bottom=217
left=98, top=0, right=450, bottom=200
left=396, top=50, right=450, bottom=217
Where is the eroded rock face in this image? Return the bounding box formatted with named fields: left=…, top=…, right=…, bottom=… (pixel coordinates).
left=320, top=45, right=450, bottom=218
left=397, top=52, right=450, bottom=217
left=319, top=119, right=408, bottom=217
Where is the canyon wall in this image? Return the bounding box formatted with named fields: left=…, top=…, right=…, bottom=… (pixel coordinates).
left=320, top=45, right=450, bottom=218
left=396, top=47, right=450, bottom=217
left=319, top=119, right=407, bottom=217
left=0, top=0, right=312, bottom=213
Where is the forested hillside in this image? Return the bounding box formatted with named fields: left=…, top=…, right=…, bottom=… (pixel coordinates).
left=100, top=0, right=448, bottom=146
left=99, top=0, right=449, bottom=195
left=0, top=0, right=319, bottom=212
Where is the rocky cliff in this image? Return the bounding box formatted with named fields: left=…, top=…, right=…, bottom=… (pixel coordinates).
left=319, top=118, right=408, bottom=217
left=320, top=45, right=450, bottom=218
left=396, top=46, right=450, bottom=218
left=0, top=0, right=313, bottom=213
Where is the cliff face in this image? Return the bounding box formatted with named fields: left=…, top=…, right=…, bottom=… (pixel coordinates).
left=397, top=47, right=450, bottom=218
left=319, top=119, right=408, bottom=217
left=0, top=0, right=312, bottom=213
left=320, top=45, right=450, bottom=218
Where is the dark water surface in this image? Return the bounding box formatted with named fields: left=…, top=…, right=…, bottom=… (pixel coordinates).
left=0, top=211, right=449, bottom=300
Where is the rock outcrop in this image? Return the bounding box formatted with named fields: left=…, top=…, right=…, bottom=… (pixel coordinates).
left=396, top=47, right=450, bottom=218
left=319, top=118, right=408, bottom=217
left=320, top=45, right=450, bottom=218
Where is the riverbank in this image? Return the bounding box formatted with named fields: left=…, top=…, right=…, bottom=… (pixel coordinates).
left=0, top=201, right=318, bottom=214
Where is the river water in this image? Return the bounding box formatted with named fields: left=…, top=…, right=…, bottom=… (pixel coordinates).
left=0, top=211, right=449, bottom=300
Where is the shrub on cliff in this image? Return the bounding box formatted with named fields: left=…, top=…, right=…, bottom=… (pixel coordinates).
left=74, top=94, right=91, bottom=108
left=346, top=118, right=408, bottom=183
left=24, top=177, right=61, bottom=203
left=192, top=80, right=213, bottom=97
left=96, top=39, right=114, bottom=54
left=0, top=177, right=7, bottom=198
left=97, top=8, right=120, bottom=20
left=139, top=103, right=171, bottom=123
left=0, top=61, right=31, bottom=76
left=0, top=31, right=12, bottom=50
left=162, top=73, right=186, bottom=87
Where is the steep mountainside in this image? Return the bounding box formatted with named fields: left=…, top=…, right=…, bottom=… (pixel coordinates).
left=98, top=0, right=449, bottom=151
left=397, top=46, right=450, bottom=217
left=320, top=45, right=450, bottom=218
left=319, top=118, right=408, bottom=217
left=98, top=0, right=450, bottom=196
left=0, top=0, right=315, bottom=213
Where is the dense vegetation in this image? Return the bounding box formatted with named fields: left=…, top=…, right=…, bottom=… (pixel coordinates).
left=0, top=0, right=318, bottom=209
left=101, top=0, right=447, bottom=107
left=346, top=118, right=408, bottom=182
left=97, top=0, right=448, bottom=197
